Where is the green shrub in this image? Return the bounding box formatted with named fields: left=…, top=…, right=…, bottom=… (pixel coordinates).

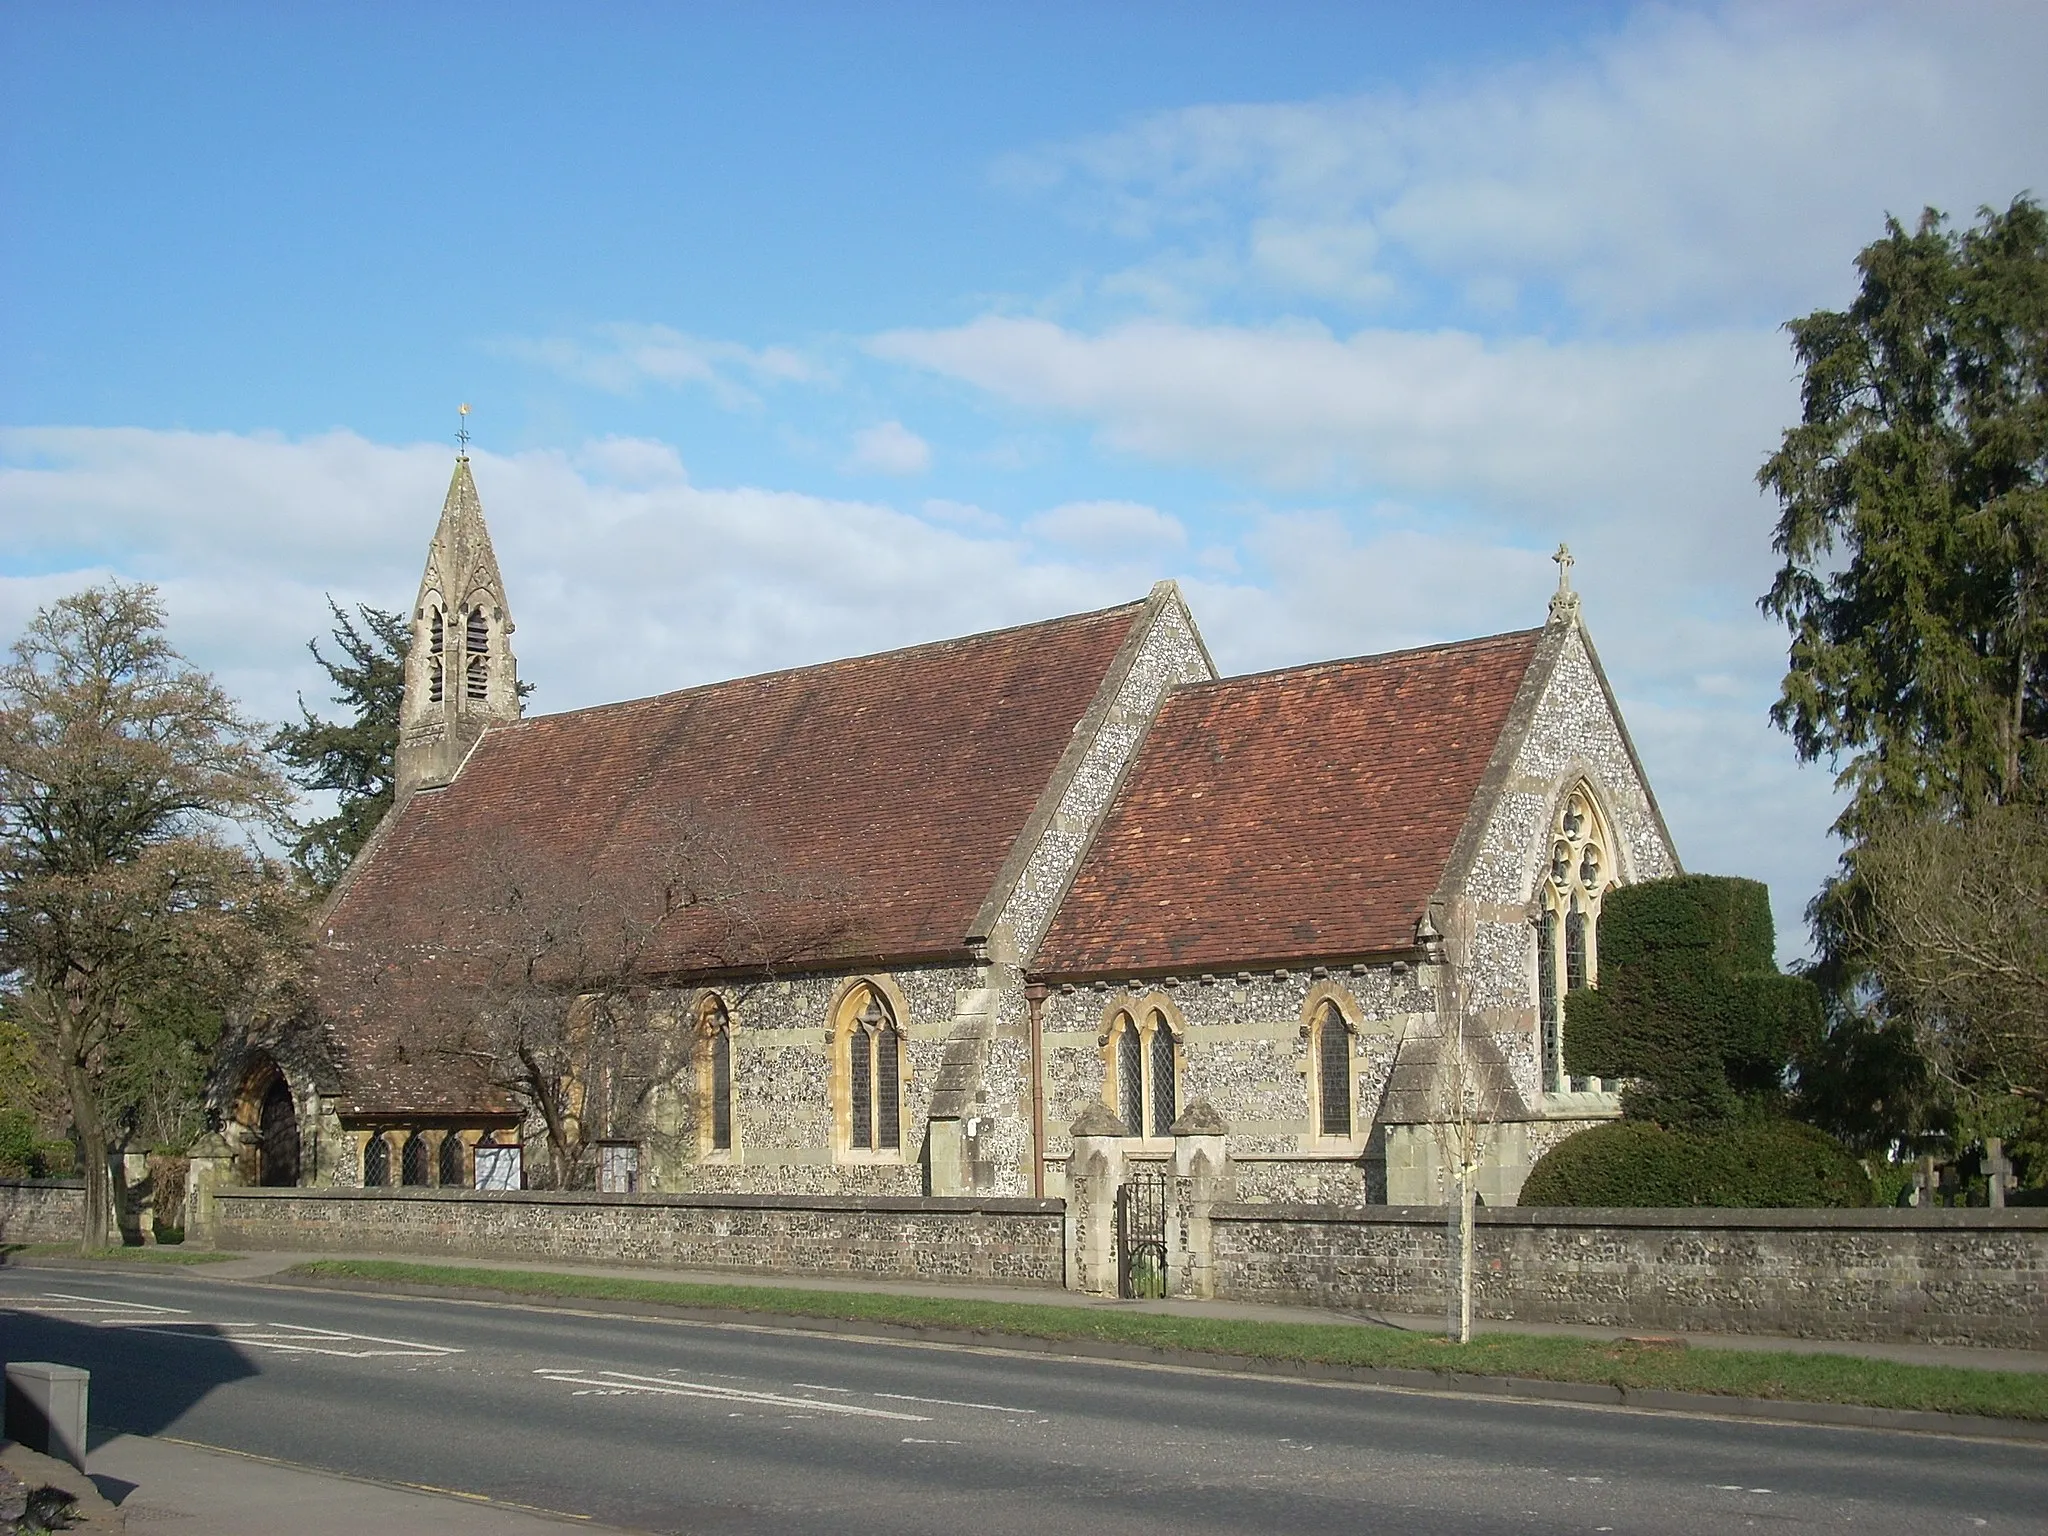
left=0, top=1109, right=36, bottom=1177
left=1562, top=875, right=1822, bottom=1126
left=1521, top=1118, right=1873, bottom=1208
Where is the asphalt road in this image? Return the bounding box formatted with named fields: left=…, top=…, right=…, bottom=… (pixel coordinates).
left=2, top=1266, right=2041, bottom=1535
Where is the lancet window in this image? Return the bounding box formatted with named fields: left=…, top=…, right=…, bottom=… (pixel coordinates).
left=437, top=1132, right=466, bottom=1188
left=698, top=995, right=734, bottom=1155
left=465, top=607, right=490, bottom=700
left=362, top=1134, right=390, bottom=1187
left=1314, top=1002, right=1354, bottom=1138
left=428, top=606, right=446, bottom=703
left=1537, top=784, right=1612, bottom=1093
left=400, top=1131, right=430, bottom=1186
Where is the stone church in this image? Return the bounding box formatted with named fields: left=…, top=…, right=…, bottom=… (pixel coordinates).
left=222, top=454, right=1679, bottom=1206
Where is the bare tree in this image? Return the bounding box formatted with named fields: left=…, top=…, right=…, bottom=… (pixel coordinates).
left=373, top=802, right=855, bottom=1188
left=1420, top=948, right=1516, bottom=1345
left=1841, top=805, right=2048, bottom=1106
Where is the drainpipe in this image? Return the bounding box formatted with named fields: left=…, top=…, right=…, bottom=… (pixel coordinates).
left=1025, top=981, right=1049, bottom=1199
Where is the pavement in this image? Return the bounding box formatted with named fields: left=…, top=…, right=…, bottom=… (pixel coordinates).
left=5, top=1245, right=2043, bottom=1532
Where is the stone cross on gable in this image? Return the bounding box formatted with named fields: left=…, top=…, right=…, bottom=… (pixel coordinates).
left=1548, top=542, right=1581, bottom=624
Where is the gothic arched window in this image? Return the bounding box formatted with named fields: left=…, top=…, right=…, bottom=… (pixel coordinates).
left=1104, top=1005, right=1181, bottom=1140
left=1314, top=1002, right=1354, bottom=1138
left=400, top=1131, right=430, bottom=1186
left=362, top=1134, right=390, bottom=1187
left=1537, top=785, right=1613, bottom=1093
left=438, top=1132, right=466, bottom=1188
left=699, top=995, right=734, bottom=1155
left=840, top=986, right=903, bottom=1156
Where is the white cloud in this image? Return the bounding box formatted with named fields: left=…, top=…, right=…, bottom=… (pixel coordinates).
left=921, top=498, right=1007, bottom=533
left=874, top=314, right=1792, bottom=553
left=1013, top=0, right=2048, bottom=324
left=843, top=420, right=933, bottom=476
left=496, top=323, right=819, bottom=406
left=1026, top=499, right=1185, bottom=555
left=0, top=427, right=1126, bottom=733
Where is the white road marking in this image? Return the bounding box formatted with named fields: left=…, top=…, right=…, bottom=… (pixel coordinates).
left=901, top=1438, right=963, bottom=1445
left=791, top=1382, right=854, bottom=1393
left=871, top=1391, right=1043, bottom=1414
left=532, top=1368, right=930, bottom=1421
left=4, top=1292, right=459, bottom=1357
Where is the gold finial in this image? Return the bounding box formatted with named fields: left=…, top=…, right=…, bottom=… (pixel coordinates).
left=1548, top=542, right=1581, bottom=624
left=456, top=403, right=472, bottom=459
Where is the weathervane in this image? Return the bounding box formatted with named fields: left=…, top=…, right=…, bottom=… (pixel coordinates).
left=1548, top=542, right=1581, bottom=624
left=456, top=403, right=472, bottom=459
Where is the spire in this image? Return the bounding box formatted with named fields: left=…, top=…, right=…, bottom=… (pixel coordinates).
left=1548, top=542, right=1581, bottom=625
left=395, top=447, right=522, bottom=799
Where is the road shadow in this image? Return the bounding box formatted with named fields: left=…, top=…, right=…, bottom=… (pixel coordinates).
left=1, top=1309, right=259, bottom=1449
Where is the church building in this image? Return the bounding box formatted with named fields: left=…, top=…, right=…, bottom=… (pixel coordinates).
left=223, top=454, right=1679, bottom=1206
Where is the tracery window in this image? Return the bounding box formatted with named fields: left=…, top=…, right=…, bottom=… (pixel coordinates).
left=1314, top=1002, right=1354, bottom=1138
left=840, top=985, right=903, bottom=1155
left=698, top=995, right=734, bottom=1155
left=362, top=1134, right=390, bottom=1187
left=1105, top=1007, right=1180, bottom=1139
left=1537, top=785, right=1612, bottom=1093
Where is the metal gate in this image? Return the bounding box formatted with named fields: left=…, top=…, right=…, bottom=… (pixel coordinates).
left=1116, top=1166, right=1169, bottom=1299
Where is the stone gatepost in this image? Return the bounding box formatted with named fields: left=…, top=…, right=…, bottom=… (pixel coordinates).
left=1064, top=1103, right=1130, bottom=1295
left=1166, top=1101, right=1231, bottom=1300
left=183, top=1132, right=234, bottom=1249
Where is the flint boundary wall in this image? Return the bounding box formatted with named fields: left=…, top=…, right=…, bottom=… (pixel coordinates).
left=211, top=1186, right=1067, bottom=1287
left=0, top=1180, right=85, bottom=1246
left=1211, top=1203, right=2048, bottom=1349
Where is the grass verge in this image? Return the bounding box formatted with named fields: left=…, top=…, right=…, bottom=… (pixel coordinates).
left=3, top=1242, right=240, bottom=1264
left=288, top=1259, right=2048, bottom=1423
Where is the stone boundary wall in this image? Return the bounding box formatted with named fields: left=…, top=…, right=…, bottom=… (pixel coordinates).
left=1211, top=1203, right=2048, bottom=1349
left=211, top=1187, right=1067, bottom=1288
left=0, top=1180, right=85, bottom=1246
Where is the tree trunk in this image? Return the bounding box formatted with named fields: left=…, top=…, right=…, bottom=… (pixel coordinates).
left=59, top=1029, right=113, bottom=1253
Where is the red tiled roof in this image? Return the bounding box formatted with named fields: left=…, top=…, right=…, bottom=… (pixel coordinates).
left=1033, top=629, right=1544, bottom=977
left=320, top=600, right=1144, bottom=1112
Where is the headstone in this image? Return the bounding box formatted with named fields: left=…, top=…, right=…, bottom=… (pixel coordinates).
left=1984, top=1138, right=2013, bottom=1209
left=5, top=1363, right=89, bottom=1471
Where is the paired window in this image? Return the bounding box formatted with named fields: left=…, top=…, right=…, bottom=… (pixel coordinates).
left=1538, top=785, right=1611, bottom=1092
left=1107, top=1008, right=1178, bottom=1139
left=1313, top=1002, right=1355, bottom=1138
left=841, top=986, right=904, bottom=1154
left=698, top=995, right=734, bottom=1155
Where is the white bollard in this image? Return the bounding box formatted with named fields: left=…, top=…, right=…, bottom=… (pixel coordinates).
left=5, top=1362, right=90, bottom=1471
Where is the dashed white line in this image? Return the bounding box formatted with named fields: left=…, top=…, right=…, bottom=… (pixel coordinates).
left=533, top=1368, right=930, bottom=1421
left=871, top=1391, right=1043, bottom=1414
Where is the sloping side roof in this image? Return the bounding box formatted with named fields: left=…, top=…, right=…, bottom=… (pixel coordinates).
left=320, top=600, right=1144, bottom=1113
left=1034, top=629, right=1544, bottom=977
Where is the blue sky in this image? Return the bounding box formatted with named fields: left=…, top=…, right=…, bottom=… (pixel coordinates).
left=4, top=1, right=2045, bottom=957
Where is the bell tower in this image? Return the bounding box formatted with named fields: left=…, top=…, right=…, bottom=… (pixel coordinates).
left=395, top=446, right=522, bottom=799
